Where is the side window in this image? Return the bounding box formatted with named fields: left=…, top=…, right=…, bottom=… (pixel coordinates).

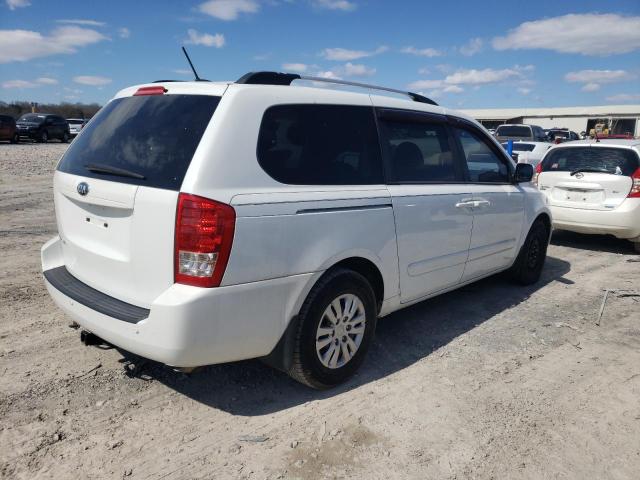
left=454, top=127, right=511, bottom=183
left=380, top=119, right=460, bottom=182
left=257, top=104, right=383, bottom=185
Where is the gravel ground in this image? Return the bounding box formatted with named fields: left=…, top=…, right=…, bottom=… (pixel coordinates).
left=1, top=142, right=639, bottom=480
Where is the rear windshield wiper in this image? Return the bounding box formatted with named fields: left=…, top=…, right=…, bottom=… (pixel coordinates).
left=570, top=167, right=611, bottom=176
left=85, top=163, right=145, bottom=180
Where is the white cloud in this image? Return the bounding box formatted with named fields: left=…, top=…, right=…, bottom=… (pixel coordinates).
left=401, top=46, right=442, bottom=57
left=443, top=67, right=524, bottom=85
left=36, top=77, right=58, bottom=85
left=6, top=0, right=30, bottom=10
left=118, top=27, right=130, bottom=39
left=73, top=75, right=112, bottom=86
left=407, top=79, right=444, bottom=90
left=198, top=0, right=259, bottom=20
left=581, top=83, right=600, bottom=92
left=316, top=70, right=341, bottom=80
left=492, top=13, right=640, bottom=56
left=56, top=19, right=106, bottom=27
left=321, top=45, right=387, bottom=61
left=565, top=69, right=634, bottom=93
left=443, top=85, right=464, bottom=93
left=418, top=67, right=430, bottom=75
left=282, top=63, right=308, bottom=72
left=605, top=93, right=640, bottom=103
left=185, top=29, right=225, bottom=48
left=564, top=69, right=632, bottom=83
left=312, top=0, right=356, bottom=11
left=517, top=87, right=531, bottom=95
left=342, top=62, right=375, bottom=77
left=0, top=26, right=108, bottom=63
left=459, top=37, right=483, bottom=56
left=2, top=79, right=37, bottom=88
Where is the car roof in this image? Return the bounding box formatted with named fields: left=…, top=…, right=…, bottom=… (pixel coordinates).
left=550, top=138, right=640, bottom=148
left=113, top=79, right=476, bottom=124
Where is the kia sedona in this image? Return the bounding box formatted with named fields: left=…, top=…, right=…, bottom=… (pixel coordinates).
left=42, top=73, right=552, bottom=388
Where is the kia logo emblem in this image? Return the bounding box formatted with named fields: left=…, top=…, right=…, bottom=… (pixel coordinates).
left=77, top=182, right=89, bottom=196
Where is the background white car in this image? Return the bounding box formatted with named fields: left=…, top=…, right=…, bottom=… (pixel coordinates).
left=535, top=139, right=640, bottom=252
left=502, top=141, right=552, bottom=167
left=66, top=118, right=87, bottom=137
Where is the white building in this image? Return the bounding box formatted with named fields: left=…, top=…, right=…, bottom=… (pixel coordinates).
left=461, top=105, right=640, bottom=137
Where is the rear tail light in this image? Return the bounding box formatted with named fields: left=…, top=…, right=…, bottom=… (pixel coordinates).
left=532, top=162, right=543, bottom=187
left=629, top=168, right=640, bottom=198
left=174, top=193, right=236, bottom=288
left=134, top=86, right=167, bottom=96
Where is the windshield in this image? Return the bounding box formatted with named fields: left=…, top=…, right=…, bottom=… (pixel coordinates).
left=496, top=125, right=531, bottom=137
left=18, top=114, right=45, bottom=123
left=57, top=94, right=220, bottom=190
left=549, top=130, right=569, bottom=138
left=502, top=143, right=535, bottom=152
left=541, top=147, right=639, bottom=176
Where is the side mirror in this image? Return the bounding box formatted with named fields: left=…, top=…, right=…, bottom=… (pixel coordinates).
left=514, top=163, right=534, bottom=183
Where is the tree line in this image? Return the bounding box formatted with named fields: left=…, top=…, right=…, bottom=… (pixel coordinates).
left=0, top=101, right=102, bottom=120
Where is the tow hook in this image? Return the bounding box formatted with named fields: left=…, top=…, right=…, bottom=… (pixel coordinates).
left=80, top=330, right=102, bottom=346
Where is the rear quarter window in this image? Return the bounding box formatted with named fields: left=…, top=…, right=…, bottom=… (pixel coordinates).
left=542, top=147, right=639, bottom=176
left=257, top=104, right=384, bottom=185
left=57, top=94, right=220, bottom=190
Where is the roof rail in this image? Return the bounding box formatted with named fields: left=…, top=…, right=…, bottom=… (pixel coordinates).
left=236, top=71, right=438, bottom=106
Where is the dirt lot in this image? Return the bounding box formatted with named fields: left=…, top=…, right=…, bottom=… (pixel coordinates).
left=1, top=142, right=639, bottom=480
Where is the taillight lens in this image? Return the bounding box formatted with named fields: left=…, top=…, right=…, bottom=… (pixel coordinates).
left=533, top=162, right=543, bottom=187
left=629, top=167, right=640, bottom=198
left=174, top=193, right=235, bottom=288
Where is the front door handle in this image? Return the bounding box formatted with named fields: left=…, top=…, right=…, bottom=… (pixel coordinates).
left=455, top=200, right=476, bottom=209
left=473, top=200, right=491, bottom=208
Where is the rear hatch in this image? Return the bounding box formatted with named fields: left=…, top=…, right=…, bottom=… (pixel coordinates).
left=54, top=89, right=221, bottom=306
left=495, top=125, right=532, bottom=142
left=538, top=145, right=639, bottom=211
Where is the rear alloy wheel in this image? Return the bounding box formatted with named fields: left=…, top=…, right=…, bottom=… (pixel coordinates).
left=39, top=131, right=48, bottom=143
left=289, top=268, right=377, bottom=389
left=510, top=219, right=549, bottom=285
left=62, top=132, right=70, bottom=143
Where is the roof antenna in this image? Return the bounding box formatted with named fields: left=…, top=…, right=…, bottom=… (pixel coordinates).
left=182, top=46, right=207, bottom=82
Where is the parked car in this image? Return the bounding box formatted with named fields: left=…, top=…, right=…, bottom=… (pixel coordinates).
left=535, top=139, right=640, bottom=252
left=546, top=128, right=580, bottom=143
left=495, top=124, right=548, bottom=143
left=41, top=74, right=551, bottom=388
left=66, top=118, right=87, bottom=137
left=0, top=114, right=19, bottom=143
left=502, top=141, right=552, bottom=167
left=16, top=113, right=70, bottom=143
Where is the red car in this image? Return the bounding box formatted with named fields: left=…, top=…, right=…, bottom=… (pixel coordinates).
left=0, top=115, right=19, bottom=143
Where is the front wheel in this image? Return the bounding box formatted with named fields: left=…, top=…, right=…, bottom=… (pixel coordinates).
left=39, top=131, right=48, bottom=143
left=10, top=133, right=19, bottom=144
left=509, top=219, right=549, bottom=285
left=62, top=132, right=70, bottom=143
left=288, top=268, right=377, bottom=389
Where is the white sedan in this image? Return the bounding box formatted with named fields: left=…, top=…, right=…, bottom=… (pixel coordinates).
left=502, top=141, right=551, bottom=167
left=535, top=139, right=640, bottom=252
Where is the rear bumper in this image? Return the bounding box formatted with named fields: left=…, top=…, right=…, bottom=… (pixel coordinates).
left=550, top=198, right=640, bottom=240
left=41, top=236, right=318, bottom=367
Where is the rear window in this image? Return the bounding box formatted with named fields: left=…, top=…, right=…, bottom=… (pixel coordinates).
left=502, top=143, right=535, bottom=152
left=541, top=147, right=639, bottom=176
left=67, top=119, right=85, bottom=125
left=496, top=125, right=531, bottom=137
left=57, top=94, right=220, bottom=190
left=257, top=104, right=383, bottom=185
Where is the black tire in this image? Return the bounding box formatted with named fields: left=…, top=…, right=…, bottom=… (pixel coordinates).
left=288, top=268, right=377, bottom=389
left=62, top=132, right=70, bottom=143
left=10, top=133, right=19, bottom=144
left=509, top=219, right=549, bottom=285
left=39, top=130, right=48, bottom=143
left=633, top=242, right=640, bottom=254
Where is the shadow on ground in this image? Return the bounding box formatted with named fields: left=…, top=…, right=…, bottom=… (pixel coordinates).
left=115, top=254, right=573, bottom=415
left=551, top=230, right=638, bottom=255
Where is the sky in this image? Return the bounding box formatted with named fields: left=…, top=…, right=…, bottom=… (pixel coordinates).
left=0, top=0, right=639, bottom=108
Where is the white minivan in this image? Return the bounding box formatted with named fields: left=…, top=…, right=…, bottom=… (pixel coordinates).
left=535, top=139, right=640, bottom=252
left=42, top=73, right=551, bottom=388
